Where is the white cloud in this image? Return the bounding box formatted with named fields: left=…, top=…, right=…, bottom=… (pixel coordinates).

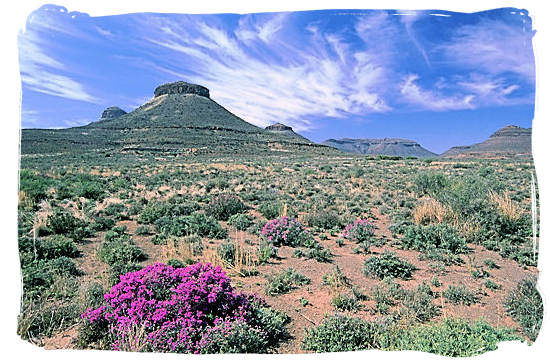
left=439, top=18, right=535, bottom=82
left=400, top=74, right=475, bottom=111
left=18, top=30, right=99, bottom=103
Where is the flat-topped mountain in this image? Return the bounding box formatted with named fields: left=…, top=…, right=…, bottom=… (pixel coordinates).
left=21, top=81, right=337, bottom=157
left=265, top=123, right=310, bottom=142
left=441, top=125, right=532, bottom=157
left=92, top=82, right=260, bottom=132
left=321, top=138, right=437, bottom=158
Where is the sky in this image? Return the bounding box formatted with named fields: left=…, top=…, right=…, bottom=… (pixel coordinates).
left=18, top=5, right=535, bottom=154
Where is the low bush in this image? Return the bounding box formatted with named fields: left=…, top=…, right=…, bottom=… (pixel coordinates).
left=228, top=213, right=253, bottom=230
left=331, top=293, right=362, bottom=312
left=302, top=314, right=379, bottom=352
left=47, top=209, right=92, bottom=241
left=305, top=210, right=342, bottom=230
left=138, top=200, right=199, bottom=224
left=342, top=219, right=375, bottom=245
left=505, top=276, right=543, bottom=341
left=264, top=268, right=311, bottom=296
left=363, top=252, right=416, bottom=280
left=80, top=263, right=289, bottom=353
left=443, top=284, right=480, bottom=305
left=414, top=172, right=448, bottom=196
left=303, top=315, right=518, bottom=356
left=401, top=224, right=468, bottom=255
left=258, top=201, right=284, bottom=220
left=261, top=217, right=315, bottom=248
left=154, top=213, right=227, bottom=239
left=322, top=265, right=351, bottom=290
left=205, top=195, right=247, bottom=221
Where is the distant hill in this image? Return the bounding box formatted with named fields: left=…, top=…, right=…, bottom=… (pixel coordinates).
left=21, top=81, right=338, bottom=157
left=321, top=138, right=437, bottom=158
left=100, top=106, right=127, bottom=120
left=265, top=123, right=310, bottom=142
left=441, top=125, right=532, bottom=158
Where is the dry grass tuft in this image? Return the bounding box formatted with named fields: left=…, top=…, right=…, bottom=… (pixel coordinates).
left=488, top=191, right=524, bottom=221
left=413, top=198, right=456, bottom=226
left=160, top=236, right=196, bottom=263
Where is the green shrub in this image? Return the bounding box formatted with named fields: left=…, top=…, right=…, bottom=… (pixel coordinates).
left=84, top=282, right=105, bottom=309
left=90, top=216, right=116, bottom=231
left=47, top=209, right=90, bottom=240
left=19, top=170, right=54, bottom=207
left=443, top=284, right=480, bottom=305
left=154, top=213, right=227, bottom=239
left=258, top=201, right=284, bottom=220
left=400, top=283, right=440, bottom=323
left=304, top=315, right=519, bottom=356
left=294, top=246, right=333, bottom=263
left=505, top=276, right=543, bottom=341
left=363, top=252, right=416, bottom=280
left=402, top=224, right=468, bottom=255
left=304, top=210, right=342, bottom=230
left=205, top=195, right=247, bottom=221
left=228, top=213, right=253, bottom=230
left=135, top=225, right=152, bottom=235
left=414, top=172, right=448, bottom=196
left=302, top=314, right=379, bottom=352
left=97, top=234, right=146, bottom=266
left=138, top=200, right=199, bottom=224
left=265, top=268, right=311, bottom=296
left=331, top=293, right=362, bottom=312
left=379, top=318, right=519, bottom=357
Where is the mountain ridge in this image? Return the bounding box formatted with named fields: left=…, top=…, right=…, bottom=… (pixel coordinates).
left=441, top=125, right=532, bottom=157
left=321, top=137, right=437, bottom=158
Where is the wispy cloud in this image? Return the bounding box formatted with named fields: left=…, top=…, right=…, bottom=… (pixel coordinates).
left=18, top=30, right=99, bottom=103
left=400, top=74, right=474, bottom=111
left=439, top=18, right=535, bottom=82
left=143, top=15, right=390, bottom=131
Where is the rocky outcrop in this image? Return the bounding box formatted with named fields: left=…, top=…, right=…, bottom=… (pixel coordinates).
left=154, top=81, right=210, bottom=98
left=264, top=123, right=311, bottom=142
left=441, top=125, right=532, bottom=157
left=322, top=138, right=437, bottom=158
left=100, top=106, right=127, bottom=120
left=266, top=123, right=293, bottom=132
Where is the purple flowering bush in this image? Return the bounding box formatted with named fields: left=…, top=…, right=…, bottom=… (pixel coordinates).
left=342, top=219, right=375, bottom=244
left=79, top=262, right=289, bottom=353
left=261, top=216, right=315, bottom=247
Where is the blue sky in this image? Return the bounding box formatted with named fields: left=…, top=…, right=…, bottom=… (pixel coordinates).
left=18, top=5, right=535, bottom=154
